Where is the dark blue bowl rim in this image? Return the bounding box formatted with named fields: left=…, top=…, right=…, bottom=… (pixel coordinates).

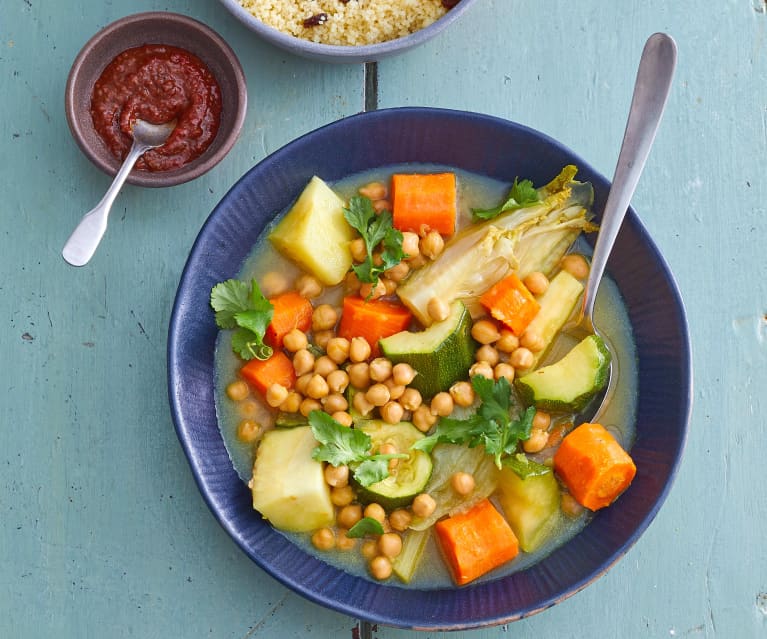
left=168, top=106, right=692, bottom=630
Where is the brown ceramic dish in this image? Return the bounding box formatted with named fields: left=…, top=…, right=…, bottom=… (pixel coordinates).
left=65, top=12, right=247, bottom=187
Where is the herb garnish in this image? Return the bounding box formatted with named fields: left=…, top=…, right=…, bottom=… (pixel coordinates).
left=412, top=376, right=536, bottom=468
left=210, top=278, right=274, bottom=361
left=347, top=517, right=385, bottom=538
left=308, top=411, right=408, bottom=487
left=472, top=177, right=541, bottom=221
left=343, top=195, right=406, bottom=286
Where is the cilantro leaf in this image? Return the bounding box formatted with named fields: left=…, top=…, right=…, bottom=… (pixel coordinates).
left=347, top=516, right=385, bottom=538
left=309, top=411, right=372, bottom=467
left=344, top=196, right=405, bottom=286
left=411, top=414, right=488, bottom=453
left=472, top=177, right=541, bottom=221
left=353, top=457, right=391, bottom=487
left=210, top=278, right=274, bottom=361
left=502, top=453, right=552, bottom=479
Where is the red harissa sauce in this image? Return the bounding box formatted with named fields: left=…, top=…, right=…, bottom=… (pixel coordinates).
left=91, top=44, right=222, bottom=172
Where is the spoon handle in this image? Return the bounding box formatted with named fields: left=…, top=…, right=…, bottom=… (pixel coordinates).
left=62, top=141, right=150, bottom=267
left=582, top=32, right=677, bottom=320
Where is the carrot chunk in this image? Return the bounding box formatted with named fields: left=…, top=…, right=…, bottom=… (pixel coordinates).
left=553, top=422, right=637, bottom=511
left=337, top=295, right=412, bottom=357
left=479, top=273, right=540, bottom=336
left=434, top=498, right=519, bottom=586
left=264, top=291, right=313, bottom=349
left=391, top=173, right=457, bottom=235
left=240, top=351, right=296, bottom=397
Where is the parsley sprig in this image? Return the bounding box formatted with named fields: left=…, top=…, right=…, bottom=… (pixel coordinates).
left=343, top=195, right=405, bottom=286
left=412, top=376, right=536, bottom=468
left=210, top=278, right=274, bottom=361
left=308, top=410, right=408, bottom=487
left=472, top=177, right=541, bottom=221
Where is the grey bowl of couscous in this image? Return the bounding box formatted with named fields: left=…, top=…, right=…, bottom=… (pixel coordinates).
left=218, top=0, right=477, bottom=63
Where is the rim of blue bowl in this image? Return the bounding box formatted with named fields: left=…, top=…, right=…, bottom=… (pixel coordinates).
left=168, top=107, right=693, bottom=630
left=217, top=0, right=479, bottom=63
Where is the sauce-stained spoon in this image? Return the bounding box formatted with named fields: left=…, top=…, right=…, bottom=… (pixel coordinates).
left=62, top=118, right=176, bottom=267
left=571, top=33, right=677, bottom=422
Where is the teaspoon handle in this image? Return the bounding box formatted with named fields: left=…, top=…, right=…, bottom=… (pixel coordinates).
left=582, top=32, right=677, bottom=320
left=62, top=141, right=150, bottom=267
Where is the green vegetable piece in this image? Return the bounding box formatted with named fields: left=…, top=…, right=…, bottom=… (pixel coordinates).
left=210, top=279, right=274, bottom=361
left=347, top=517, right=385, bottom=539
left=472, top=176, right=541, bottom=221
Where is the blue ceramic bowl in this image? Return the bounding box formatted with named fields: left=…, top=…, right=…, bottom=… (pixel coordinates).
left=217, top=0, right=478, bottom=63
left=168, top=107, right=692, bottom=629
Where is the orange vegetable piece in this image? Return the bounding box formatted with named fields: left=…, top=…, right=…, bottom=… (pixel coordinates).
left=434, top=499, right=519, bottom=586
left=264, top=291, right=313, bottom=349
left=337, top=295, right=412, bottom=357
left=553, top=422, right=637, bottom=511
left=479, top=273, right=540, bottom=336
left=240, top=351, right=296, bottom=397
left=391, top=173, right=457, bottom=235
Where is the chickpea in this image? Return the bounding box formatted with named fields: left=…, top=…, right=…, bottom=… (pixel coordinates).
left=314, top=355, right=338, bottom=378
left=385, top=261, right=410, bottom=283
left=305, top=374, right=330, bottom=399
left=391, top=363, right=417, bottom=387
left=382, top=278, right=398, bottom=296
left=369, top=358, right=393, bottom=382
left=509, top=347, right=534, bottom=370
left=312, top=304, right=338, bottom=332
left=359, top=181, right=387, bottom=200
left=325, top=337, right=351, bottom=364
left=344, top=271, right=362, bottom=294
left=523, top=271, right=550, bottom=296
left=300, top=397, right=322, bottom=417
left=407, top=254, right=428, bottom=270
left=293, top=349, right=315, bottom=376
left=323, top=392, right=348, bottom=414
left=335, top=529, right=357, bottom=551
left=337, top=503, right=363, bottom=528
left=313, top=329, right=334, bottom=350
left=364, top=503, right=386, bottom=524
left=420, top=231, right=444, bottom=260
left=561, top=253, right=590, bottom=279
left=389, top=509, right=412, bottom=532
left=238, top=399, right=260, bottom=420
left=401, top=231, right=421, bottom=258
left=412, top=405, right=437, bottom=432
left=451, top=472, right=475, bottom=496
left=295, top=373, right=313, bottom=396
left=532, top=410, right=551, bottom=431
left=330, top=485, right=355, bottom=507
left=236, top=420, right=260, bottom=443
left=348, top=362, right=371, bottom=389
left=261, top=271, right=290, bottom=296
left=226, top=380, right=249, bottom=402
left=430, top=392, right=454, bottom=417
left=324, top=463, right=350, bottom=488
left=331, top=411, right=353, bottom=427
left=495, top=329, right=520, bottom=353
left=369, top=556, right=393, bottom=580
left=279, top=391, right=302, bottom=414
left=265, top=383, right=289, bottom=408
left=327, top=369, right=350, bottom=394
left=494, top=362, right=515, bottom=383
left=426, top=296, right=450, bottom=322
left=361, top=540, right=378, bottom=560
left=523, top=429, right=549, bottom=453
left=411, top=493, right=437, bottom=519
left=520, top=329, right=545, bottom=352
left=380, top=401, right=405, bottom=424
left=372, top=199, right=391, bottom=213
left=471, top=319, right=501, bottom=345
left=383, top=378, right=405, bottom=400
left=349, top=337, right=372, bottom=363
left=282, top=328, right=308, bottom=353
left=359, top=279, right=387, bottom=300
left=295, top=273, right=323, bottom=299
left=561, top=492, right=585, bottom=518
left=349, top=237, right=368, bottom=263
left=378, top=442, right=399, bottom=471
left=469, top=361, right=494, bottom=380
left=400, top=388, right=423, bottom=411
left=450, top=381, right=475, bottom=407
left=352, top=390, right=375, bottom=417
left=366, top=383, right=391, bottom=407
left=476, top=344, right=500, bottom=366
left=378, top=532, right=403, bottom=559
left=311, top=527, right=335, bottom=551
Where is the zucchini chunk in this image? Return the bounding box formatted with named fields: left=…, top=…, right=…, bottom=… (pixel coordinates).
left=515, top=334, right=611, bottom=412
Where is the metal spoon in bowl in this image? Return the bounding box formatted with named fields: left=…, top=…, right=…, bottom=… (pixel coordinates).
left=570, top=33, right=677, bottom=422
left=62, top=118, right=176, bottom=267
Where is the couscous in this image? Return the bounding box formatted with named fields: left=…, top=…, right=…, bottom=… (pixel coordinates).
left=239, top=0, right=455, bottom=46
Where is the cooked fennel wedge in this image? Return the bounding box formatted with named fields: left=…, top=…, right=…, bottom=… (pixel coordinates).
left=397, top=166, right=597, bottom=325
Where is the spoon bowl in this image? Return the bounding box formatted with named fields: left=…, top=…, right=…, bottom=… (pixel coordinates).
left=62, top=118, right=176, bottom=267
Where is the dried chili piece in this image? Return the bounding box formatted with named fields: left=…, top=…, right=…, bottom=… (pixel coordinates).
left=442, top=0, right=460, bottom=8
left=303, top=13, right=329, bottom=27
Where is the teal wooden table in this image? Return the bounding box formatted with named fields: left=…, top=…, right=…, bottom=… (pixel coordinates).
left=2, top=1, right=766, bottom=637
